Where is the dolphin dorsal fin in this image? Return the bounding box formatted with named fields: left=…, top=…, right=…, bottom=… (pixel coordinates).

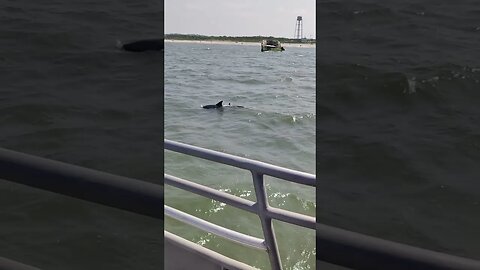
left=216, top=101, right=223, bottom=107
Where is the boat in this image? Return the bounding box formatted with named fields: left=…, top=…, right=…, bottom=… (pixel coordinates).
left=3, top=142, right=480, bottom=269
left=164, top=139, right=315, bottom=269
left=261, top=39, right=285, bottom=52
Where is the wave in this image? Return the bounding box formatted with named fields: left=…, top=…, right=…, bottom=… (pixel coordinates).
left=206, top=75, right=267, bottom=85
left=242, top=109, right=316, bottom=126
left=318, top=63, right=480, bottom=107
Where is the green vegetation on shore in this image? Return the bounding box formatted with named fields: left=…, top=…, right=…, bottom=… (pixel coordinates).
left=165, top=34, right=316, bottom=44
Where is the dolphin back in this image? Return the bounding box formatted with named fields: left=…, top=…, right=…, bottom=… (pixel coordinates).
left=202, top=100, right=223, bottom=109
left=120, top=39, right=164, bottom=52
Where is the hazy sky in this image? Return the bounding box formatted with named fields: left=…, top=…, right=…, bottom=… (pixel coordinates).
left=165, top=0, right=315, bottom=38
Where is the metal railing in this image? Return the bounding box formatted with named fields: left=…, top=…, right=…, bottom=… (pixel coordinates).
left=0, top=256, right=42, bottom=270
left=164, top=139, right=316, bottom=270
left=4, top=143, right=478, bottom=270
left=0, top=147, right=164, bottom=270
left=317, top=221, right=480, bottom=270
left=0, top=147, right=163, bottom=220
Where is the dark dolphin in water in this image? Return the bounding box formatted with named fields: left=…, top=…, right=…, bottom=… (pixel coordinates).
left=202, top=101, right=223, bottom=109
left=202, top=101, right=244, bottom=109
left=118, top=39, right=163, bottom=52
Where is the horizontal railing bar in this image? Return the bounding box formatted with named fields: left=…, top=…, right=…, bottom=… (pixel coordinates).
left=0, top=256, right=41, bottom=270
left=165, top=174, right=315, bottom=231
left=165, top=174, right=257, bottom=214
left=266, top=207, right=315, bottom=230
left=0, top=147, right=163, bottom=220
left=317, top=223, right=480, bottom=270
left=165, top=139, right=315, bottom=187
left=165, top=205, right=267, bottom=250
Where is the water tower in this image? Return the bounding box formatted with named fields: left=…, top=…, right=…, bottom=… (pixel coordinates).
left=294, top=16, right=303, bottom=40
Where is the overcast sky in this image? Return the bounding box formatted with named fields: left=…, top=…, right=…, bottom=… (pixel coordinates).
left=165, top=0, right=315, bottom=38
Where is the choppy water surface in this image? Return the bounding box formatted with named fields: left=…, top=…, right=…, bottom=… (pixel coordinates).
left=0, top=1, right=162, bottom=269
left=318, top=0, right=480, bottom=265
left=165, top=42, right=316, bottom=269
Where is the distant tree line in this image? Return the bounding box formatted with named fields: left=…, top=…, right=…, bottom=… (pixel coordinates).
left=165, top=34, right=316, bottom=44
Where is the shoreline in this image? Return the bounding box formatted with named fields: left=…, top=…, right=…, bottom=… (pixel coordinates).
left=165, top=39, right=315, bottom=48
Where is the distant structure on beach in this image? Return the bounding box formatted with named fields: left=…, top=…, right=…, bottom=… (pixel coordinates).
left=294, top=16, right=303, bottom=41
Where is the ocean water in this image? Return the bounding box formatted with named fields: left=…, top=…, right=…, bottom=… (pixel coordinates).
left=0, top=1, right=163, bottom=269
left=318, top=0, right=480, bottom=265
left=164, top=42, right=316, bottom=269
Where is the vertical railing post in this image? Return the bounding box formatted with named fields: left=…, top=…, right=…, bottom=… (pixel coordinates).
left=251, top=171, right=282, bottom=270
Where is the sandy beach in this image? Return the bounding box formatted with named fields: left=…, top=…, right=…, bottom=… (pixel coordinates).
left=165, top=39, right=316, bottom=49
